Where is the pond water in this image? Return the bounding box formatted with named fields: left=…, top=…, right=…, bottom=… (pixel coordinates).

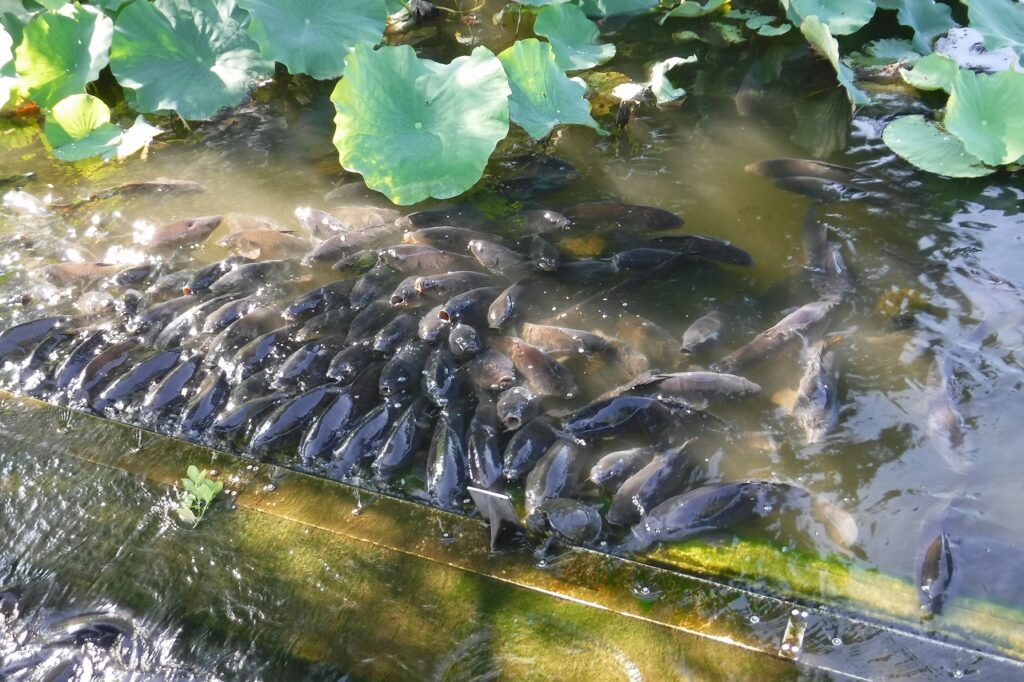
left=1, top=7, right=1024, bottom=679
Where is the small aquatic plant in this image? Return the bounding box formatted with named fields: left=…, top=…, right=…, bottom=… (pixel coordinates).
left=174, top=465, right=223, bottom=527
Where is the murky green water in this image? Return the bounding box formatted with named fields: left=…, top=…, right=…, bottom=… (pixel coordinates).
left=2, top=8, right=1024, bottom=679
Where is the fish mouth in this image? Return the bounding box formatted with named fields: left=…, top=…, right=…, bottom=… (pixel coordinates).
left=389, top=295, right=406, bottom=306
left=438, top=310, right=451, bottom=322
left=504, top=415, right=522, bottom=429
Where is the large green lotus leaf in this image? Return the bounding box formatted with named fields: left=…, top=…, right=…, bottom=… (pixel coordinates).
left=14, top=4, right=112, bottom=108
left=44, top=93, right=122, bottom=161
left=881, top=0, right=955, bottom=54
left=883, top=115, right=993, bottom=177
left=238, top=0, right=386, bottom=79
left=800, top=16, right=871, bottom=106
left=781, top=0, right=875, bottom=35
left=498, top=39, right=601, bottom=139
left=534, top=4, right=615, bottom=71
left=110, top=0, right=273, bottom=120
left=900, top=51, right=956, bottom=92
left=515, top=0, right=571, bottom=6
left=967, top=0, right=1024, bottom=56
left=0, top=0, right=33, bottom=45
left=580, top=0, right=656, bottom=18
left=331, top=44, right=510, bottom=205
left=945, top=69, right=1024, bottom=166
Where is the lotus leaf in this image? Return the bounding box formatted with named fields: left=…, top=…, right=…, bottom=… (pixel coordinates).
left=498, top=39, right=601, bottom=139
left=14, top=3, right=112, bottom=108
left=967, top=0, right=1024, bottom=57
left=115, top=115, right=162, bottom=159
left=649, top=55, right=696, bottom=104
left=945, top=69, right=1024, bottom=166
left=883, top=115, right=993, bottom=178
left=44, top=93, right=121, bottom=161
left=580, top=0, right=656, bottom=18
left=900, top=52, right=956, bottom=92
left=110, top=0, right=272, bottom=120
left=0, top=0, right=33, bottom=45
left=331, top=44, right=510, bottom=205
left=238, top=0, right=387, bottom=79
left=0, top=24, right=10, bottom=108
left=663, top=0, right=727, bottom=20
left=534, top=4, right=615, bottom=71
left=781, top=0, right=875, bottom=36
left=883, top=0, right=954, bottom=54
left=800, top=16, right=871, bottom=106
left=515, top=0, right=571, bottom=6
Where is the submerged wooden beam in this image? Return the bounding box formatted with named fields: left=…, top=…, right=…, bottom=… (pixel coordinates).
left=0, top=390, right=1021, bottom=679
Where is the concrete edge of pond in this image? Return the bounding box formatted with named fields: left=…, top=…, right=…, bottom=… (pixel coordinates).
left=1, top=390, right=1021, bottom=680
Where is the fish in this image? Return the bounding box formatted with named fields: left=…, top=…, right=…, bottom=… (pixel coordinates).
left=521, top=322, right=610, bottom=359
left=211, top=391, right=294, bottom=446
left=415, top=271, right=498, bottom=302
left=327, top=343, right=376, bottom=384
left=380, top=244, right=477, bottom=274
left=466, top=349, right=516, bottom=392
left=295, top=306, right=354, bottom=342
left=562, top=395, right=678, bottom=441
left=203, top=294, right=266, bottom=334
left=371, top=314, right=420, bottom=354
left=746, top=158, right=882, bottom=188
left=525, top=498, right=603, bottom=545
left=563, top=201, right=683, bottom=232
left=502, top=415, right=559, bottom=482
left=773, top=176, right=890, bottom=205
left=497, top=386, right=540, bottom=430
left=294, top=207, right=349, bottom=238
left=466, top=395, right=503, bottom=488
left=132, top=295, right=196, bottom=334
left=209, top=259, right=298, bottom=294
left=495, top=155, right=579, bottom=197
left=925, top=355, right=969, bottom=474
left=396, top=204, right=486, bottom=229
left=183, top=256, right=252, bottom=296
left=16, top=331, right=79, bottom=395
left=249, top=384, right=339, bottom=457
left=487, top=280, right=533, bottom=328
left=426, top=408, right=469, bottom=509
left=680, top=310, right=725, bottom=354
left=646, top=235, right=754, bottom=267
left=403, top=226, right=499, bottom=252
left=611, top=248, right=693, bottom=273
left=140, top=354, right=204, bottom=418
left=178, top=371, right=231, bottom=438
left=514, top=209, right=573, bottom=234
left=389, top=275, right=428, bottom=309
left=438, top=287, right=502, bottom=326
left=489, top=336, right=578, bottom=399
left=112, top=263, right=159, bottom=287
left=378, top=341, right=430, bottom=395
left=328, top=204, right=400, bottom=231
left=589, top=447, right=656, bottom=491
left=616, top=371, right=761, bottom=402
left=467, top=239, right=532, bottom=279
left=345, top=300, right=399, bottom=344
left=229, top=324, right=301, bottom=383
left=715, top=300, right=835, bottom=372
left=372, top=396, right=434, bottom=481
left=606, top=443, right=694, bottom=526
left=54, top=178, right=203, bottom=208
left=330, top=398, right=408, bottom=479
left=524, top=440, right=588, bottom=514
left=332, top=249, right=380, bottom=276
left=93, top=347, right=183, bottom=413
left=218, top=229, right=310, bottom=260
left=529, top=234, right=561, bottom=271
left=303, top=223, right=402, bottom=264
left=31, top=262, right=122, bottom=288
left=274, top=335, right=348, bottom=389
left=152, top=293, right=239, bottom=348
left=349, top=263, right=401, bottom=311
left=792, top=341, right=840, bottom=444
left=615, top=316, right=677, bottom=369
left=423, top=347, right=463, bottom=407
left=68, top=339, right=139, bottom=404
left=222, top=213, right=288, bottom=233
left=917, top=532, right=955, bottom=616
left=803, top=207, right=850, bottom=301
left=0, top=316, right=74, bottom=365
left=448, top=322, right=483, bottom=359
left=299, top=362, right=384, bottom=463
left=146, top=215, right=223, bottom=250
left=204, top=305, right=285, bottom=365
left=417, top=304, right=450, bottom=343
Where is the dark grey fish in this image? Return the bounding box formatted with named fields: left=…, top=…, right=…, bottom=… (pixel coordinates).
left=803, top=208, right=850, bottom=301
left=331, top=249, right=380, bottom=276
left=183, top=256, right=251, bottom=296
left=439, top=287, right=502, bottom=326
left=350, top=263, right=401, bottom=311
left=389, top=275, right=428, bottom=309
left=380, top=244, right=477, bottom=274
left=526, top=498, right=603, bottom=545
left=17, top=330, right=79, bottom=395
left=423, top=347, right=463, bottom=407
left=466, top=396, right=503, bottom=488
left=211, top=391, right=294, bottom=446
left=563, top=201, right=682, bottom=232
left=404, top=226, right=499, bottom=251
left=249, top=384, right=339, bottom=457
left=295, top=306, right=354, bottom=342
left=0, top=316, right=73, bottom=365
left=426, top=408, right=469, bottom=510
left=55, top=178, right=203, bottom=208
left=326, top=344, right=375, bottom=384
left=326, top=204, right=400, bottom=231
left=140, top=354, right=204, bottom=417
left=926, top=355, right=968, bottom=474
left=177, top=370, right=231, bottom=438
left=303, top=223, right=401, bottom=264
left=715, top=300, right=835, bottom=372
left=152, top=293, right=238, bottom=348
left=607, top=443, right=694, bottom=526
left=746, top=158, right=882, bottom=187
left=618, top=371, right=761, bottom=402
left=489, top=336, right=577, bottom=399
left=209, top=259, right=298, bottom=294
left=205, top=305, right=284, bottom=365
left=496, top=386, right=540, bottom=430
left=495, top=155, right=579, bottom=198
left=274, top=335, right=348, bottom=389
left=294, top=207, right=348, bottom=238
left=792, top=342, right=840, bottom=444
left=589, top=447, right=656, bottom=491
left=202, top=293, right=264, bottom=335
left=563, top=396, right=678, bottom=441
left=524, top=440, right=587, bottom=514
left=68, top=339, right=139, bottom=404
left=330, top=398, right=407, bottom=479
left=917, top=532, right=955, bottom=617
left=468, top=239, right=531, bottom=279
left=415, top=270, right=498, bottom=302
left=372, top=314, right=420, bottom=354
left=487, top=280, right=532, bottom=328
left=647, top=235, right=754, bottom=267
left=132, top=295, right=195, bottom=334
left=299, top=361, right=384, bottom=463
left=615, top=316, right=678, bottom=369
left=529, top=234, right=561, bottom=271
left=345, top=300, right=399, bottom=344
left=502, top=415, right=559, bottom=482
left=372, top=396, right=434, bottom=482
left=773, top=176, right=889, bottom=204
left=611, top=248, right=691, bottom=273
left=227, top=369, right=274, bottom=407
left=466, top=349, right=516, bottom=392
left=417, top=304, right=449, bottom=343
left=40, top=611, right=136, bottom=647
left=396, top=204, right=487, bottom=229
left=284, top=279, right=356, bottom=320
left=229, top=324, right=301, bottom=383
left=448, top=322, right=483, bottom=358
left=520, top=322, right=609, bottom=359
left=113, top=262, right=159, bottom=288
left=93, top=347, right=183, bottom=413
left=147, top=215, right=222, bottom=250
left=552, top=259, right=618, bottom=283
left=680, top=310, right=725, bottom=354
left=379, top=341, right=430, bottom=395
left=513, top=209, right=572, bottom=234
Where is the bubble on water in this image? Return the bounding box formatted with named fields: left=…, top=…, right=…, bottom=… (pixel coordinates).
left=749, top=615, right=760, bottom=624
left=953, top=671, right=964, bottom=679
left=831, top=637, right=842, bottom=646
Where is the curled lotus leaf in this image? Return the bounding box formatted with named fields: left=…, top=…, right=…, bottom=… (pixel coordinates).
left=883, top=114, right=993, bottom=178
left=331, top=44, right=511, bottom=205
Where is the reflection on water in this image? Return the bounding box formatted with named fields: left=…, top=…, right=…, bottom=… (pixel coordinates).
left=2, top=18, right=1024, bottom=677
